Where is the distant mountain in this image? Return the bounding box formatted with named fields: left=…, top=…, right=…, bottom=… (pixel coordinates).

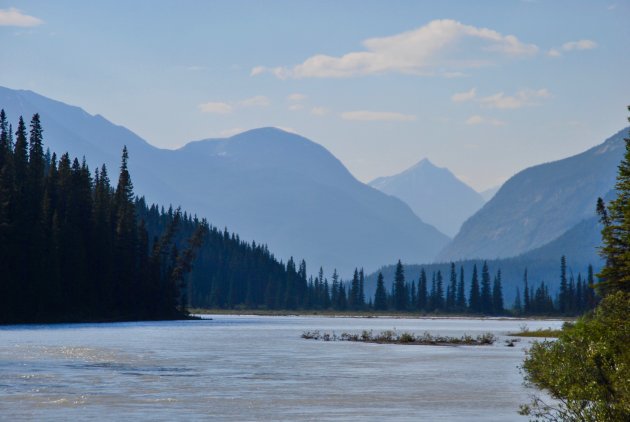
left=480, top=185, right=500, bottom=202
left=0, top=86, right=449, bottom=276
left=437, top=128, right=628, bottom=261
left=369, top=158, right=485, bottom=237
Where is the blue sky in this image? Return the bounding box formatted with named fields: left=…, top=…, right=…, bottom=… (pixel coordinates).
left=1, top=0, right=629, bottom=190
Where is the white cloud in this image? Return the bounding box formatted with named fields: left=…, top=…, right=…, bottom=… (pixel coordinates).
left=198, top=102, right=233, bottom=114
left=311, top=107, right=329, bottom=116
left=452, top=88, right=477, bottom=103
left=0, top=8, right=43, bottom=27
left=562, top=39, right=597, bottom=51
left=341, top=111, right=416, bottom=122
left=220, top=128, right=245, bottom=137
left=288, top=104, right=304, bottom=111
left=252, top=19, right=537, bottom=79
left=443, top=72, right=467, bottom=78
left=287, top=93, right=306, bottom=101
left=466, top=115, right=505, bottom=126
left=546, top=48, right=561, bottom=57
left=239, top=95, right=270, bottom=107
left=478, top=88, right=550, bottom=109
left=199, top=95, right=270, bottom=114
left=250, top=66, right=266, bottom=76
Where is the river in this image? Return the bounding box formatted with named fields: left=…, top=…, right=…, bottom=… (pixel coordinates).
left=0, top=316, right=562, bottom=421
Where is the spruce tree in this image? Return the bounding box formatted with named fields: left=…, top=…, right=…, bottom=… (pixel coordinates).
left=435, top=270, right=444, bottom=310
left=359, top=268, right=365, bottom=308
left=559, top=255, right=568, bottom=314
left=469, top=264, right=481, bottom=312
left=393, top=260, right=407, bottom=310
left=513, top=287, right=522, bottom=315
left=492, top=270, right=504, bottom=315
left=349, top=268, right=360, bottom=310
left=374, top=272, right=387, bottom=311
left=523, top=269, right=530, bottom=314
left=480, top=261, right=492, bottom=314
left=418, top=268, right=428, bottom=311
left=456, top=266, right=466, bottom=310
left=447, top=262, right=457, bottom=310
left=596, top=107, right=630, bottom=294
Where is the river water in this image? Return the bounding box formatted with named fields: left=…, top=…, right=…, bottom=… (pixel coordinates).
left=0, top=316, right=562, bottom=421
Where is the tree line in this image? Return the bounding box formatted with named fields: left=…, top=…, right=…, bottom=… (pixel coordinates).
left=0, top=111, right=601, bottom=322
left=0, top=111, right=213, bottom=323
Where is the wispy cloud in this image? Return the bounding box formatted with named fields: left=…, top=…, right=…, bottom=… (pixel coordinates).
left=452, top=88, right=477, bottom=103
left=562, top=39, right=597, bottom=51
left=198, top=102, right=233, bottom=114
left=311, top=107, right=329, bottom=116
left=198, top=95, right=270, bottom=114
left=239, top=95, right=270, bottom=107
left=341, top=111, right=416, bottom=122
left=0, top=8, right=43, bottom=27
left=287, top=93, right=307, bottom=101
left=478, top=88, right=550, bottom=109
left=546, top=48, right=561, bottom=57
left=288, top=104, right=304, bottom=111
left=252, top=19, right=537, bottom=79
left=466, top=115, right=505, bottom=126
left=547, top=39, right=597, bottom=57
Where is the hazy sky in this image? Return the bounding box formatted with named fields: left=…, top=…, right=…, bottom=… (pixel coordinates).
left=1, top=0, right=629, bottom=190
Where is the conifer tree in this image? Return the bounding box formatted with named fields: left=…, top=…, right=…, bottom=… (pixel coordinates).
left=523, top=269, right=530, bottom=314
left=469, top=264, right=481, bottom=312
left=513, top=287, right=522, bottom=315
left=480, top=261, right=492, bottom=314
left=374, top=272, right=387, bottom=311
left=435, top=270, right=444, bottom=310
left=349, top=268, right=360, bottom=310
left=596, top=108, right=630, bottom=294
left=393, top=260, right=407, bottom=310
left=492, top=270, right=504, bottom=315
left=559, top=255, right=568, bottom=313
left=358, top=268, right=365, bottom=308
left=418, top=268, right=428, bottom=311
left=447, top=262, right=456, bottom=310
left=456, top=266, right=466, bottom=310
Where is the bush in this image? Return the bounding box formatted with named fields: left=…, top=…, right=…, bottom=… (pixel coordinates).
left=520, top=292, right=630, bottom=421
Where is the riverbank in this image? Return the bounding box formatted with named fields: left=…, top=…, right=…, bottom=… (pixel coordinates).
left=190, top=308, right=572, bottom=321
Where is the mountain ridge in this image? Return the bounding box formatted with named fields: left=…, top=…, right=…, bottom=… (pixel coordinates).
left=437, top=127, right=628, bottom=261
left=0, top=86, right=449, bottom=276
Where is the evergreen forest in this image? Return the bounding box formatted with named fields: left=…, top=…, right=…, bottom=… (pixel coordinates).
left=0, top=111, right=599, bottom=323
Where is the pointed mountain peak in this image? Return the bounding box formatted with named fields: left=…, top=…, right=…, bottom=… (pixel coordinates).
left=405, top=157, right=448, bottom=175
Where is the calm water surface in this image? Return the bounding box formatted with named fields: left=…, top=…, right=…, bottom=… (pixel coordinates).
left=0, top=316, right=562, bottom=421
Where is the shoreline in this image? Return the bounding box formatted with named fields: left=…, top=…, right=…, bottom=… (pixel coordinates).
left=189, top=308, right=572, bottom=321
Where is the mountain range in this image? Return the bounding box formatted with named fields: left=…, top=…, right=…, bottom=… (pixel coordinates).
left=369, top=158, right=485, bottom=237
left=437, top=127, right=627, bottom=262
left=0, top=86, right=449, bottom=277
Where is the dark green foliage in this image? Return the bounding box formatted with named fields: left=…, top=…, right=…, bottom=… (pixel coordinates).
left=521, top=292, right=630, bottom=421
left=393, top=260, right=407, bottom=310
left=492, top=270, right=504, bottom=315
left=0, top=112, right=209, bottom=323
left=456, top=266, right=466, bottom=310
left=469, top=264, right=481, bottom=313
left=480, top=262, right=492, bottom=314
left=597, top=109, right=630, bottom=295
left=418, top=268, right=428, bottom=311
left=373, top=272, right=387, bottom=311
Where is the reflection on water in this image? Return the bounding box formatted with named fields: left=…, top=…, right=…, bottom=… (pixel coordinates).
left=0, top=316, right=562, bottom=421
